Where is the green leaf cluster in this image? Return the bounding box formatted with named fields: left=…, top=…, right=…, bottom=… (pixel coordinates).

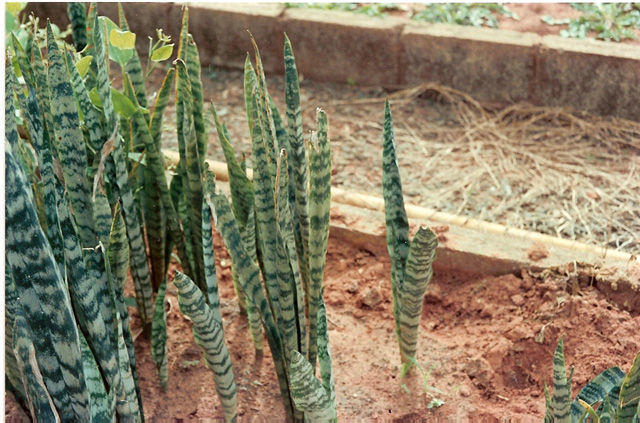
left=285, top=2, right=400, bottom=18
left=544, top=338, right=640, bottom=422
left=412, top=3, right=518, bottom=28
left=541, top=3, right=640, bottom=42
left=381, top=101, right=438, bottom=371
left=210, top=32, right=336, bottom=422
left=5, top=15, right=146, bottom=420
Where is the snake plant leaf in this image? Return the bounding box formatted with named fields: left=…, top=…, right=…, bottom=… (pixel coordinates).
left=174, top=271, right=238, bottom=423
left=12, top=313, right=61, bottom=422
left=275, top=151, right=307, bottom=358
left=209, top=189, right=295, bottom=418
left=10, top=33, right=34, bottom=87
left=200, top=192, right=219, bottom=310
left=11, top=75, right=67, bottom=277
left=211, top=101, right=254, bottom=227
left=46, top=21, right=96, bottom=248
left=550, top=339, right=572, bottom=423
left=249, top=35, right=278, bottom=167
left=65, top=51, right=105, bottom=153
left=246, top=81, right=281, bottom=320
left=107, top=206, right=145, bottom=416
left=176, top=59, right=206, bottom=289
left=110, top=133, right=155, bottom=329
left=288, top=350, right=336, bottom=422
left=569, top=366, right=625, bottom=418
left=128, top=81, right=192, bottom=281
left=382, top=100, right=410, bottom=292
left=117, top=3, right=148, bottom=110
left=618, top=352, right=640, bottom=422
left=598, top=394, right=616, bottom=422
left=93, top=190, right=112, bottom=248
left=144, top=68, right=174, bottom=289
left=78, top=332, right=112, bottom=423
left=31, top=41, right=58, bottom=156
left=5, top=268, right=28, bottom=410
left=241, top=208, right=265, bottom=352
left=93, top=15, right=116, bottom=138
left=186, top=34, right=207, bottom=162
left=151, top=281, right=169, bottom=390
left=398, top=226, right=437, bottom=366
left=6, top=138, right=91, bottom=421
left=307, top=109, right=331, bottom=370
left=283, top=34, right=310, bottom=290
left=67, top=2, right=88, bottom=51
left=316, top=303, right=336, bottom=406
left=149, top=68, right=175, bottom=148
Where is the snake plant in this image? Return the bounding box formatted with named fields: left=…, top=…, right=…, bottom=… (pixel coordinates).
left=544, top=338, right=640, bottom=423
left=382, top=100, right=438, bottom=371
left=210, top=34, right=336, bottom=422
left=5, top=20, right=143, bottom=420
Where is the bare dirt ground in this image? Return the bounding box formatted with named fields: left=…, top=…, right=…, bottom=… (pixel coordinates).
left=9, top=228, right=637, bottom=421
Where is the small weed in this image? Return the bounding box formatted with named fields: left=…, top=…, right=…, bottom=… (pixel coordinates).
left=427, top=398, right=445, bottom=409
left=412, top=3, right=518, bottom=28
left=541, top=3, right=640, bottom=41
left=181, top=360, right=200, bottom=369
left=285, top=3, right=400, bottom=18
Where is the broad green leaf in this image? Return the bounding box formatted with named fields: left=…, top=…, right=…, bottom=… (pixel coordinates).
left=111, top=88, right=136, bottom=118
left=151, top=44, right=174, bottom=61
left=109, top=29, right=135, bottom=50
left=76, top=56, right=93, bottom=78
left=89, top=87, right=103, bottom=108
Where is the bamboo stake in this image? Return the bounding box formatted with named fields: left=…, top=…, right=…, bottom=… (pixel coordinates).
left=162, top=150, right=636, bottom=264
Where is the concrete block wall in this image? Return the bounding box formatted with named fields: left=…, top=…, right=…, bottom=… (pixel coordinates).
left=26, top=2, right=640, bottom=120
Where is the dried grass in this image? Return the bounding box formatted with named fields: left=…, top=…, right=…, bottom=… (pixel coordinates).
left=381, top=84, right=640, bottom=254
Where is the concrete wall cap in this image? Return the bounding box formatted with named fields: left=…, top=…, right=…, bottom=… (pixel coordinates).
left=403, top=22, right=541, bottom=47
left=284, top=7, right=405, bottom=30
left=541, top=34, right=640, bottom=60
left=188, top=2, right=285, bottom=17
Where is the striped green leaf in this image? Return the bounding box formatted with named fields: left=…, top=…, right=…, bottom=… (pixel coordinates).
left=145, top=68, right=175, bottom=289
left=315, top=302, right=336, bottom=413
left=288, top=350, right=336, bottom=422
left=78, top=332, right=112, bottom=423
left=12, top=312, right=61, bottom=422
left=283, top=34, right=310, bottom=294
left=398, top=227, right=437, bottom=366
left=550, top=339, right=572, bottom=423
left=186, top=34, right=207, bottom=162
left=209, top=188, right=295, bottom=418
left=110, top=131, right=154, bottom=329
left=93, top=15, right=116, bottom=138
left=307, top=109, right=331, bottom=369
left=5, top=267, right=28, bottom=411
left=201, top=177, right=221, bottom=310
left=570, top=366, right=625, bottom=418
left=174, top=271, right=238, bottom=423
left=275, top=152, right=307, bottom=358
left=151, top=281, right=169, bottom=391
left=11, top=74, right=66, bottom=277
left=118, top=3, right=148, bottom=111
left=67, top=3, right=88, bottom=52
left=176, top=59, right=206, bottom=289
left=47, top=22, right=97, bottom=248
left=56, top=185, right=122, bottom=403
left=617, top=352, right=640, bottom=422
left=6, top=138, right=91, bottom=421
left=382, top=100, right=410, bottom=298
left=108, top=205, right=145, bottom=416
